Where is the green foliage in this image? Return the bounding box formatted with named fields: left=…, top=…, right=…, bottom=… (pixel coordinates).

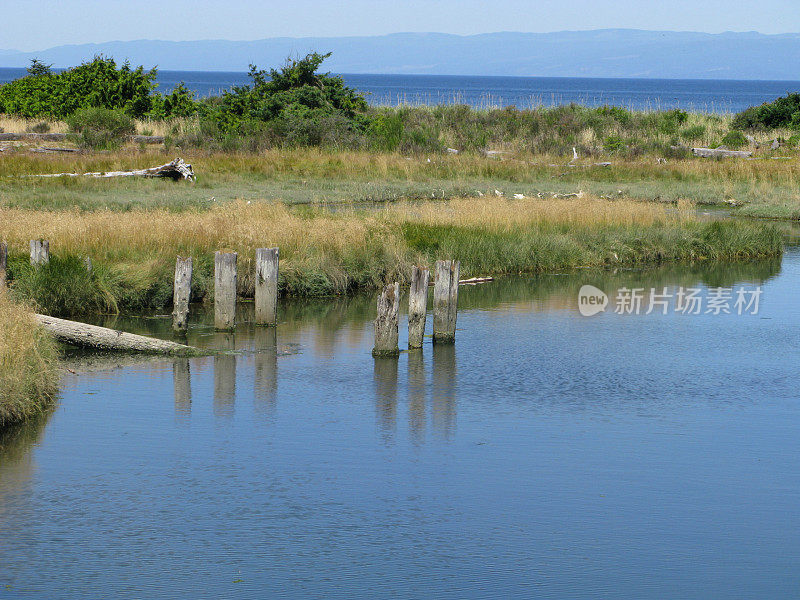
left=147, top=82, right=198, bottom=120
left=732, top=93, right=800, bottom=130
left=604, top=135, right=626, bottom=152
left=205, top=52, right=370, bottom=140
left=66, top=107, right=135, bottom=149
left=0, top=55, right=196, bottom=120
left=9, top=255, right=118, bottom=316
left=721, top=130, right=748, bottom=149
left=680, top=124, right=706, bottom=141
left=26, top=59, right=52, bottom=77
left=25, top=121, right=51, bottom=134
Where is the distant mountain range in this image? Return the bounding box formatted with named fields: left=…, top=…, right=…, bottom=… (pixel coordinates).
left=2, top=30, right=800, bottom=80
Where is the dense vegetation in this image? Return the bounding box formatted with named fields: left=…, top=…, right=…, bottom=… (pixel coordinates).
left=732, top=93, right=800, bottom=131
left=0, top=290, right=59, bottom=428
left=0, top=56, right=178, bottom=119
left=0, top=199, right=783, bottom=316
left=4, top=53, right=798, bottom=156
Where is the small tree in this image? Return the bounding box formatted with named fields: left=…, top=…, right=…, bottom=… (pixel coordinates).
left=26, top=58, right=52, bottom=77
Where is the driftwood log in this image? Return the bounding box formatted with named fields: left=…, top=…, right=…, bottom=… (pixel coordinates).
left=0, top=132, right=164, bottom=144
left=692, top=147, right=753, bottom=158
left=36, top=314, right=199, bottom=355
left=30, top=158, right=195, bottom=181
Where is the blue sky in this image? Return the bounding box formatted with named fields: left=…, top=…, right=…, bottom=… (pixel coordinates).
left=4, top=0, right=800, bottom=51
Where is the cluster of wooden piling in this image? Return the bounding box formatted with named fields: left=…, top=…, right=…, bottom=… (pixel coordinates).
left=176, top=248, right=280, bottom=332
left=4, top=239, right=461, bottom=360
left=2, top=239, right=281, bottom=335
left=372, top=260, right=461, bottom=357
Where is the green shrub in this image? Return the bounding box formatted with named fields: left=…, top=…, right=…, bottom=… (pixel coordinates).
left=680, top=124, right=706, bottom=141
left=0, top=56, right=157, bottom=118
left=721, top=130, right=749, bottom=149
left=732, top=93, right=800, bottom=130
left=67, top=107, right=135, bottom=149
left=25, top=121, right=51, bottom=134
left=604, top=135, right=626, bottom=152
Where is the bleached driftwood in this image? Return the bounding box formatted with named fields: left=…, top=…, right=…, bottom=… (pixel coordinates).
left=35, top=314, right=199, bottom=355
left=31, top=158, right=195, bottom=181
left=0, top=132, right=164, bottom=144
left=691, top=147, right=752, bottom=159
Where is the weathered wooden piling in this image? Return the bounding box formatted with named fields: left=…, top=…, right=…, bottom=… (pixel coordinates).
left=172, top=256, right=193, bottom=333
left=84, top=256, right=93, bottom=274
left=432, top=260, right=460, bottom=344
left=254, top=247, right=279, bottom=326
left=0, top=241, right=7, bottom=289
left=408, top=266, right=430, bottom=349
left=372, top=282, right=400, bottom=357
left=29, top=239, right=49, bottom=265
left=214, top=251, right=237, bottom=330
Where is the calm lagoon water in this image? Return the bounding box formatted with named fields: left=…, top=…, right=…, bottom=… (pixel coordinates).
left=1, top=246, right=800, bottom=598
left=1, top=67, right=799, bottom=112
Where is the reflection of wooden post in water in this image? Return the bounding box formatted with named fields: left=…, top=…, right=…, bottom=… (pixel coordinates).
left=254, top=326, right=278, bottom=415
left=29, top=239, right=49, bottom=265
left=432, top=343, right=457, bottom=439
left=172, top=256, right=193, bottom=333
left=255, top=247, right=279, bottom=326
left=433, top=260, right=460, bottom=344
left=173, top=359, right=191, bottom=417
left=214, top=251, right=237, bottom=331
left=408, top=266, right=430, bottom=349
left=213, top=332, right=236, bottom=418
left=407, top=348, right=427, bottom=445
left=372, top=282, right=400, bottom=357
left=374, top=356, right=398, bottom=441
left=0, top=241, right=7, bottom=289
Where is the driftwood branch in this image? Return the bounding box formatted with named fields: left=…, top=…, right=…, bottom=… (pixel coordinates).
left=0, top=132, right=164, bottom=144
left=29, top=158, right=195, bottom=181
left=692, top=147, right=753, bottom=158
left=35, top=314, right=200, bottom=355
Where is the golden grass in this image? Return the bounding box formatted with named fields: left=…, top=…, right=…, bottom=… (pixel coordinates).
left=0, top=289, right=59, bottom=427
left=0, top=196, right=689, bottom=258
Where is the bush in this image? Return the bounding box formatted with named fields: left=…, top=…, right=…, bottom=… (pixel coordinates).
left=732, top=93, right=800, bottom=130
left=25, top=121, right=51, bottom=134
left=67, top=107, right=135, bottom=149
left=0, top=56, right=157, bottom=119
left=721, top=130, right=749, bottom=149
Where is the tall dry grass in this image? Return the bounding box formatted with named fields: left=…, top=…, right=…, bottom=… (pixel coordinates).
left=0, top=196, right=782, bottom=315
left=0, top=289, right=59, bottom=427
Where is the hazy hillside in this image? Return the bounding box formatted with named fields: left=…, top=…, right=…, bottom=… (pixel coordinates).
left=1, top=30, right=799, bottom=79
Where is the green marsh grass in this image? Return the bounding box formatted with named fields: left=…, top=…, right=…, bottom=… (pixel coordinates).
left=0, top=290, right=60, bottom=428
left=0, top=198, right=783, bottom=315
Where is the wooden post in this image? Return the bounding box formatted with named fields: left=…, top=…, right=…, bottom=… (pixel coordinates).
left=0, top=241, right=7, bottom=289
left=372, top=282, right=400, bottom=357
left=432, top=260, right=460, bottom=344
left=172, top=256, right=193, bottom=333
left=408, top=266, right=430, bottom=349
left=254, top=247, right=279, bottom=326
left=214, top=251, right=237, bottom=331
left=84, top=256, right=93, bottom=274
left=30, top=239, right=49, bottom=265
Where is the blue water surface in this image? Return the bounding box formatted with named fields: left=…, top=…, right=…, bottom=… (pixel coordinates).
left=1, top=67, right=798, bottom=112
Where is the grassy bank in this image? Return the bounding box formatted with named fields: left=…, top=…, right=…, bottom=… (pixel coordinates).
left=0, top=197, right=782, bottom=316
left=1, top=146, right=798, bottom=217
left=0, top=290, right=60, bottom=428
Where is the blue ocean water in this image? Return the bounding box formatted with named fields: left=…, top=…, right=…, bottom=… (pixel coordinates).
left=1, top=67, right=799, bottom=112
